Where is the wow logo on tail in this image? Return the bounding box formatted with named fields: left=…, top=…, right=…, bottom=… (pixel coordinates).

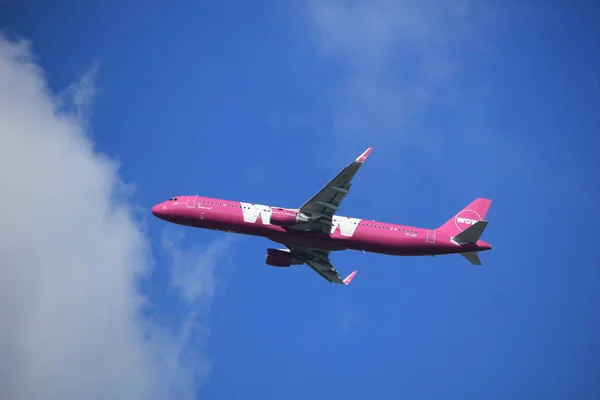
left=454, top=209, right=482, bottom=232
left=437, top=198, right=492, bottom=237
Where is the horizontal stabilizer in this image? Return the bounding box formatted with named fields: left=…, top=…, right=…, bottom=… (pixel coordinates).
left=453, top=220, right=488, bottom=245
left=343, top=270, right=358, bottom=285
left=460, top=251, right=482, bottom=265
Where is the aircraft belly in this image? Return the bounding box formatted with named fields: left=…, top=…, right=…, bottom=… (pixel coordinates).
left=270, top=233, right=346, bottom=251
left=337, top=229, right=452, bottom=256
left=180, top=208, right=460, bottom=257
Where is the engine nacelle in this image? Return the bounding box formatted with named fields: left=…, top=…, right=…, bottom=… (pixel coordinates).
left=265, top=248, right=303, bottom=267
left=270, top=208, right=309, bottom=227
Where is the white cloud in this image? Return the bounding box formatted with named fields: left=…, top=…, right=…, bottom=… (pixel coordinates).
left=0, top=34, right=228, bottom=400
left=157, top=231, right=236, bottom=398
left=304, top=0, right=496, bottom=141
left=57, top=59, right=101, bottom=121
left=301, top=0, right=592, bottom=208
left=162, top=230, right=235, bottom=308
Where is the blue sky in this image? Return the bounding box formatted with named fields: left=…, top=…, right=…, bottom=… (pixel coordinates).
left=1, top=1, right=599, bottom=399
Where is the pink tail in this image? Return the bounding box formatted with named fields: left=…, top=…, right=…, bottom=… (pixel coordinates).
left=437, top=198, right=492, bottom=237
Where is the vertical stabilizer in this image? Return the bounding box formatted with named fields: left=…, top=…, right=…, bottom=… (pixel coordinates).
left=437, top=198, right=492, bottom=238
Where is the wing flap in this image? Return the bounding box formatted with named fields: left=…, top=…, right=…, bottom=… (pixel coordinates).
left=296, top=147, right=372, bottom=234
left=289, top=247, right=357, bottom=285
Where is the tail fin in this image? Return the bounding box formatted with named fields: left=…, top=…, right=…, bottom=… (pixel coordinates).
left=437, top=198, right=492, bottom=238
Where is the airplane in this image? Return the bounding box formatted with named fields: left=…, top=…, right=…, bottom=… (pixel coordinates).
left=151, top=147, right=492, bottom=286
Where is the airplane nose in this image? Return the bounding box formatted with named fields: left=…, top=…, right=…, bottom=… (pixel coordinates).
left=151, top=203, right=166, bottom=218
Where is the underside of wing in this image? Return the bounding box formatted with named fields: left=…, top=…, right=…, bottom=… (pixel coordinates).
left=288, top=246, right=357, bottom=285
left=294, top=147, right=373, bottom=234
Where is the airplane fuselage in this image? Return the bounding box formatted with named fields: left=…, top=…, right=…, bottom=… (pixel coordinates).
left=151, top=195, right=491, bottom=257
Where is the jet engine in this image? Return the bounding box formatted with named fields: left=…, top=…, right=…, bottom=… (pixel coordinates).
left=265, top=248, right=303, bottom=267
left=270, top=208, right=309, bottom=227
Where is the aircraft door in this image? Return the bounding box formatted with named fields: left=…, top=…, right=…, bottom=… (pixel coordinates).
left=426, top=230, right=436, bottom=244
left=186, top=196, right=197, bottom=208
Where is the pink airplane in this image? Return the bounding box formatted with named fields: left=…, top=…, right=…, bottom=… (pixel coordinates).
left=152, top=147, right=492, bottom=285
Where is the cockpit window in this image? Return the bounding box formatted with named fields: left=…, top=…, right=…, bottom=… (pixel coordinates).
left=168, top=197, right=178, bottom=201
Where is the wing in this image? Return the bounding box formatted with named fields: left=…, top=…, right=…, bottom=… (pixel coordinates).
left=296, top=146, right=373, bottom=234
left=289, top=246, right=358, bottom=285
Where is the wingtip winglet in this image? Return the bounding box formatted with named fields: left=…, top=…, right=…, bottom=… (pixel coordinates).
left=343, top=270, right=358, bottom=285
left=355, top=147, right=373, bottom=163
